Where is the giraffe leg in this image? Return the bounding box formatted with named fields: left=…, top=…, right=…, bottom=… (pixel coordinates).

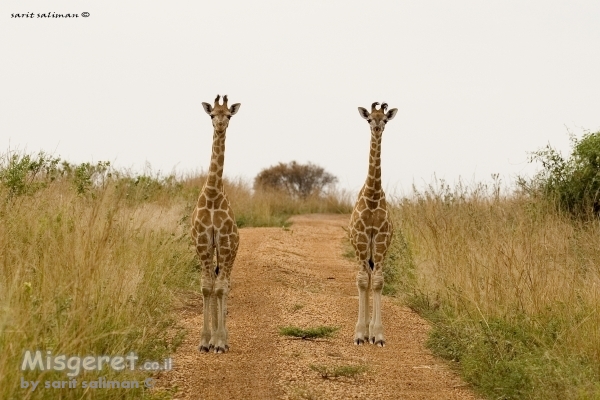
left=354, top=265, right=371, bottom=345
left=370, top=266, right=385, bottom=346
left=208, top=293, right=218, bottom=350
left=213, top=274, right=230, bottom=353
left=199, top=267, right=214, bottom=353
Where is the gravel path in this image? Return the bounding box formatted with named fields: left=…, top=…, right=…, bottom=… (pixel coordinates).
left=154, top=214, right=479, bottom=400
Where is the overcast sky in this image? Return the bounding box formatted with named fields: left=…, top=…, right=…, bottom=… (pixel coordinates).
left=1, top=1, right=599, bottom=195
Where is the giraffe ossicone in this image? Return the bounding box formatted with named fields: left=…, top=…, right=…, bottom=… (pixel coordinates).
left=192, top=94, right=240, bottom=353
left=348, top=101, right=398, bottom=346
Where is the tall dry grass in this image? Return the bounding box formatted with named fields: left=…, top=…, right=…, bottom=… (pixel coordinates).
left=0, top=179, right=196, bottom=399
left=0, top=151, right=352, bottom=399
left=391, top=180, right=600, bottom=399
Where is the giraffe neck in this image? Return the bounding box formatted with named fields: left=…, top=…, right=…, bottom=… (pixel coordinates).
left=363, top=131, right=383, bottom=200
left=205, top=129, right=226, bottom=193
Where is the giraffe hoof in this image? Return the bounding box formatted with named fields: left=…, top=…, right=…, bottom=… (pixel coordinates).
left=214, top=346, right=227, bottom=354
left=354, top=338, right=365, bottom=345
left=199, top=345, right=210, bottom=353
left=375, top=340, right=385, bottom=347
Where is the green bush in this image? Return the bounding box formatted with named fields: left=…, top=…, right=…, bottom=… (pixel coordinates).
left=0, top=151, right=61, bottom=197
left=522, top=130, right=600, bottom=217
left=0, top=152, right=114, bottom=199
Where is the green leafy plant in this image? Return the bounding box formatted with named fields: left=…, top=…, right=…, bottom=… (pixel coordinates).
left=0, top=151, right=61, bottom=197
left=522, top=130, right=600, bottom=217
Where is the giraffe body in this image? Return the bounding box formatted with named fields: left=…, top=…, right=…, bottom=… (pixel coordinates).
left=191, top=94, right=240, bottom=353
left=349, top=101, right=398, bottom=346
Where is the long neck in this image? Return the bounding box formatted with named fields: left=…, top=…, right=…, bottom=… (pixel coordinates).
left=363, top=132, right=383, bottom=199
left=206, top=129, right=226, bottom=192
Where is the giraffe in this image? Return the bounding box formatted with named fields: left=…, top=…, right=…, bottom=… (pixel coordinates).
left=191, top=94, right=241, bottom=353
left=348, top=101, right=398, bottom=346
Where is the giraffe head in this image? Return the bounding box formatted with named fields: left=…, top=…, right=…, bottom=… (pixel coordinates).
left=358, top=102, right=398, bottom=135
left=202, top=95, right=241, bottom=133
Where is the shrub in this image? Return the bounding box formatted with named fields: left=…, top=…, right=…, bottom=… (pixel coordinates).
left=65, top=161, right=112, bottom=195
left=254, top=161, right=338, bottom=199
left=521, top=130, right=600, bottom=217
left=0, top=151, right=61, bottom=198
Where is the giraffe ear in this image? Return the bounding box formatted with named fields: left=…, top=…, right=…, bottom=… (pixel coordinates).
left=229, top=103, right=241, bottom=115
left=202, top=102, right=212, bottom=115
left=386, top=108, right=398, bottom=121
left=358, top=107, right=369, bottom=120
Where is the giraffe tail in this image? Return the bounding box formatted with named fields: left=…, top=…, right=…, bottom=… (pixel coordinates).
left=213, top=231, right=220, bottom=276
left=214, top=243, right=221, bottom=276
left=367, top=240, right=375, bottom=270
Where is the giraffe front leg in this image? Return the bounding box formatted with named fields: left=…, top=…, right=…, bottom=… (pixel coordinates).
left=369, top=267, right=385, bottom=347
left=354, top=268, right=370, bottom=345
left=199, top=277, right=214, bottom=353
left=213, top=276, right=230, bottom=353
left=208, top=293, right=218, bottom=350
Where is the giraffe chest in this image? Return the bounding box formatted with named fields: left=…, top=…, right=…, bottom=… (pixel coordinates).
left=349, top=193, right=393, bottom=240
left=191, top=193, right=238, bottom=241
left=353, top=194, right=390, bottom=222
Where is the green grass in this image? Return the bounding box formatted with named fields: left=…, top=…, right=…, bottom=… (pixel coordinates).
left=278, top=326, right=339, bottom=340
left=418, top=310, right=600, bottom=399
left=309, top=364, right=368, bottom=379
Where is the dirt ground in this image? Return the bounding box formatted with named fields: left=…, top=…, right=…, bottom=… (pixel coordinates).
left=154, top=214, right=480, bottom=400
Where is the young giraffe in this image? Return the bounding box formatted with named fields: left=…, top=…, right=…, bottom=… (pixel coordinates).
left=192, top=94, right=241, bottom=353
left=349, top=101, right=398, bottom=346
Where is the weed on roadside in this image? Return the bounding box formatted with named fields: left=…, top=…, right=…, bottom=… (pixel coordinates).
left=278, top=326, right=339, bottom=340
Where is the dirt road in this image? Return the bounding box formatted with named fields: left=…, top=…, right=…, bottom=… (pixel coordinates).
left=154, top=214, right=479, bottom=399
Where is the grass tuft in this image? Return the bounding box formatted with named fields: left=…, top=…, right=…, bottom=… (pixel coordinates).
left=278, top=326, right=339, bottom=340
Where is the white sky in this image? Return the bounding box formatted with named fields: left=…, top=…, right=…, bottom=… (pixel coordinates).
left=1, top=1, right=599, bottom=195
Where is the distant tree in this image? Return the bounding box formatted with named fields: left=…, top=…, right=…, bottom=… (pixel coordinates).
left=254, top=161, right=338, bottom=198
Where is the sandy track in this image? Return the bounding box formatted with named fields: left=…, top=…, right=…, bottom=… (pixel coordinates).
left=154, top=214, right=479, bottom=400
